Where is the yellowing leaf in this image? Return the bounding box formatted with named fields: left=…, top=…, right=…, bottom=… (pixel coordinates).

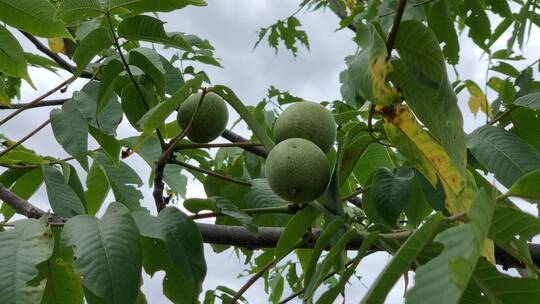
left=369, top=55, right=396, bottom=106
left=346, top=24, right=398, bottom=106
left=48, top=38, right=66, bottom=54
left=466, top=82, right=491, bottom=117
left=383, top=105, right=463, bottom=192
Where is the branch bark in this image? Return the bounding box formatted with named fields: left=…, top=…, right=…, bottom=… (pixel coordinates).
left=21, top=31, right=94, bottom=79
left=221, top=129, right=268, bottom=158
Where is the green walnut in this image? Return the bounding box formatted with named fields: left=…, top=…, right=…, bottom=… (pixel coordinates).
left=273, top=101, right=336, bottom=153
left=177, top=91, right=229, bottom=143
left=183, top=198, right=217, bottom=214
left=265, top=138, right=330, bottom=203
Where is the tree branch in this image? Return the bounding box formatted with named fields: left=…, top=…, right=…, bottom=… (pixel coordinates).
left=21, top=31, right=94, bottom=79
left=0, top=185, right=536, bottom=269
left=0, top=99, right=68, bottom=110
left=0, top=184, right=48, bottom=219
left=221, top=129, right=269, bottom=158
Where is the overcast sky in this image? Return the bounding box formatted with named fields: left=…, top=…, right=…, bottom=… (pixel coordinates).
left=2, top=1, right=540, bottom=303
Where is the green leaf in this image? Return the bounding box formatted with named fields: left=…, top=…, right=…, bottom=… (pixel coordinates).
left=404, top=174, right=434, bottom=227
left=339, top=132, right=372, bottom=185
left=392, top=21, right=466, bottom=179
left=56, top=0, right=103, bottom=24
left=275, top=205, right=318, bottom=260
left=244, top=178, right=289, bottom=227
left=0, top=219, right=53, bottom=304
left=132, top=207, right=206, bottom=302
left=73, top=27, right=112, bottom=75
left=40, top=227, right=84, bottom=304
left=505, top=169, right=540, bottom=201
left=472, top=258, right=540, bottom=303
left=98, top=59, right=124, bottom=113
left=118, top=15, right=193, bottom=52
left=108, top=0, right=141, bottom=11
left=138, top=74, right=203, bottom=132
left=212, top=85, right=275, bottom=150
left=62, top=203, right=142, bottom=304
left=163, top=165, right=188, bottom=197
left=74, top=81, right=123, bottom=135
left=93, top=152, right=143, bottom=211
left=0, top=26, right=32, bottom=86
left=345, top=24, right=396, bottom=106
left=215, top=197, right=257, bottom=234
left=0, top=0, right=71, bottom=38
left=467, top=125, right=540, bottom=188
left=89, top=126, right=120, bottom=164
left=405, top=189, right=495, bottom=304
left=1, top=167, right=43, bottom=221
left=491, top=62, right=520, bottom=78
left=427, top=0, right=459, bottom=64
left=128, top=47, right=166, bottom=96
left=42, top=165, right=86, bottom=218
left=304, top=229, right=358, bottom=301
left=354, top=143, right=395, bottom=185
left=513, top=92, right=540, bottom=110
left=50, top=100, right=89, bottom=169
left=362, top=213, right=444, bottom=304
left=371, top=167, right=414, bottom=226
left=462, top=0, right=491, bottom=52
left=65, top=164, right=88, bottom=213
left=121, top=0, right=206, bottom=13
left=317, top=233, right=378, bottom=304
left=303, top=218, right=344, bottom=289
left=120, top=83, right=149, bottom=130
left=85, top=161, right=110, bottom=215
left=489, top=205, right=540, bottom=243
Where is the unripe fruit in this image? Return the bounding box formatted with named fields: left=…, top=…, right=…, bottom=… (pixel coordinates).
left=273, top=102, right=337, bottom=153
left=183, top=198, right=217, bottom=214
left=177, top=92, right=229, bottom=143
left=265, top=138, right=330, bottom=203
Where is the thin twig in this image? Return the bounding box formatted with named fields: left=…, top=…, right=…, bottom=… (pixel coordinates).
left=168, top=158, right=252, bottom=187
left=341, top=185, right=370, bottom=202
left=190, top=204, right=300, bottom=220
left=385, top=0, right=408, bottom=59
left=105, top=12, right=165, bottom=148
left=0, top=77, right=74, bottom=126
left=0, top=119, right=50, bottom=158
left=0, top=99, right=68, bottom=110
left=20, top=31, right=94, bottom=79
left=488, top=105, right=517, bottom=125
left=175, top=142, right=264, bottom=150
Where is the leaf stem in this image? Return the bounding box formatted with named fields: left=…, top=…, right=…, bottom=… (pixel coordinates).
left=104, top=12, right=165, bottom=147
left=168, top=157, right=252, bottom=187
left=190, top=204, right=301, bottom=220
